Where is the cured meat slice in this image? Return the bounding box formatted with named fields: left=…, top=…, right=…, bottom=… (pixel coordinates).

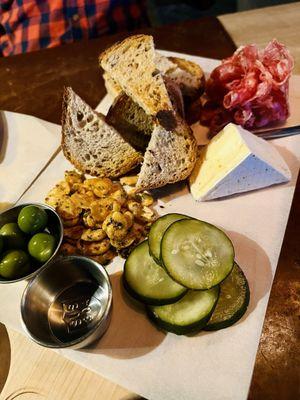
left=199, top=40, right=294, bottom=134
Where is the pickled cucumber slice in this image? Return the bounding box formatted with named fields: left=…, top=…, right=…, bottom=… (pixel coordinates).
left=148, top=213, right=189, bottom=264
left=147, top=286, right=219, bottom=335
left=204, top=262, right=250, bottom=330
left=161, top=219, right=234, bottom=290
left=123, top=241, right=187, bottom=305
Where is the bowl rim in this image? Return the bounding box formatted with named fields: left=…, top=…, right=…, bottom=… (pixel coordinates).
left=20, top=255, right=113, bottom=348
left=0, top=202, right=64, bottom=284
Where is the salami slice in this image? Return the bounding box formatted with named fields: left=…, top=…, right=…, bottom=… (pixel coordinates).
left=199, top=40, right=294, bottom=134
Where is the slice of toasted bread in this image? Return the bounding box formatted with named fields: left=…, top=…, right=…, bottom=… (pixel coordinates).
left=136, top=116, right=197, bottom=191
left=166, top=56, right=205, bottom=101
left=163, top=76, right=185, bottom=118
left=61, top=87, right=143, bottom=178
left=103, top=52, right=176, bottom=100
left=102, top=51, right=205, bottom=104
left=99, top=35, right=177, bottom=130
left=103, top=72, right=122, bottom=99
left=106, top=93, right=153, bottom=151
left=154, top=52, right=176, bottom=74
left=106, top=77, right=184, bottom=153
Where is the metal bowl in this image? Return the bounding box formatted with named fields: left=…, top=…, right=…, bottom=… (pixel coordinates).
left=0, top=203, right=63, bottom=284
left=21, top=256, right=112, bottom=349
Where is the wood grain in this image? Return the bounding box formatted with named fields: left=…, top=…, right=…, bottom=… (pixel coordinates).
left=0, top=324, right=10, bottom=395
left=0, top=328, right=132, bottom=400
left=219, top=3, right=300, bottom=74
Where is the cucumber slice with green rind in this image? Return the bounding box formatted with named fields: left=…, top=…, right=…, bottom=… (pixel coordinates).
left=161, top=219, right=234, bottom=290
left=149, top=213, right=190, bottom=264
left=204, top=262, right=250, bottom=331
left=123, top=241, right=187, bottom=305
left=147, top=286, right=220, bottom=335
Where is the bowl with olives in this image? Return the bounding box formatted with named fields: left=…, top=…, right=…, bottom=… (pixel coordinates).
left=0, top=203, right=63, bottom=283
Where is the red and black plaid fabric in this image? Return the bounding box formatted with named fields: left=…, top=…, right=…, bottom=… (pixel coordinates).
left=0, top=0, right=149, bottom=56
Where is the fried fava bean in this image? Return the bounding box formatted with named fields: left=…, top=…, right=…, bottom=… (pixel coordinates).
left=138, top=206, right=157, bottom=223
left=137, top=193, right=154, bottom=207
left=71, top=191, right=96, bottom=209
left=102, top=211, right=130, bottom=240
left=45, top=193, right=65, bottom=208
left=127, top=200, right=143, bottom=217
left=54, top=180, right=71, bottom=194
left=120, top=176, right=138, bottom=186
left=65, top=170, right=83, bottom=186
left=123, top=211, right=134, bottom=229
left=90, top=249, right=116, bottom=265
left=72, top=182, right=87, bottom=194
left=56, top=197, right=81, bottom=220
left=112, top=223, right=147, bottom=253
left=60, top=242, right=77, bottom=256
left=110, top=234, right=136, bottom=249
left=82, top=212, right=102, bottom=229
left=77, top=238, right=110, bottom=255
left=81, top=228, right=106, bottom=242
left=62, top=216, right=81, bottom=227
left=90, top=198, right=120, bottom=222
left=84, top=178, right=113, bottom=197
left=110, top=188, right=127, bottom=206
left=45, top=181, right=71, bottom=208
left=64, top=225, right=85, bottom=240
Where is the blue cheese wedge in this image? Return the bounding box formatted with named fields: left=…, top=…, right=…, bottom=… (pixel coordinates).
left=189, top=123, right=291, bottom=201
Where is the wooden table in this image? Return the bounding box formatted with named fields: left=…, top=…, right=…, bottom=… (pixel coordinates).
left=0, top=3, right=299, bottom=400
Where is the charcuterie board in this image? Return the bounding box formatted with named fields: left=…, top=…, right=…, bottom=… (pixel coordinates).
left=0, top=51, right=299, bottom=400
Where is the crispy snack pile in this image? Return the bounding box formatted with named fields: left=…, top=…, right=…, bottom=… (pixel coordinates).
left=45, top=171, right=157, bottom=264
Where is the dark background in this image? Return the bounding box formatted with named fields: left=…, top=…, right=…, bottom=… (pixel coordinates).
left=147, top=0, right=299, bottom=25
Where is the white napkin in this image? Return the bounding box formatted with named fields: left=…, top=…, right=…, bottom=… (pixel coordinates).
left=0, top=111, right=61, bottom=211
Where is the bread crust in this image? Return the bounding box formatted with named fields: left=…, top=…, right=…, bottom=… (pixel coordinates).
left=99, top=35, right=176, bottom=130
left=61, top=87, right=142, bottom=178
left=136, top=115, right=197, bottom=191
left=167, top=56, right=206, bottom=100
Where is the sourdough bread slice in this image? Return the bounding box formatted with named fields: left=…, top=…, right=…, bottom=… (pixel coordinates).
left=61, top=87, right=142, bottom=178
left=99, top=35, right=177, bottom=130
left=102, top=50, right=205, bottom=104
left=166, top=56, right=205, bottom=101
left=154, top=52, right=176, bottom=74
left=106, top=93, right=153, bottom=151
left=103, top=52, right=176, bottom=100
left=136, top=116, right=197, bottom=191
left=106, top=78, right=184, bottom=153
left=103, top=72, right=122, bottom=98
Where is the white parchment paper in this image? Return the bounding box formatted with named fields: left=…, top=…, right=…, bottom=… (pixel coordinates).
left=0, top=111, right=60, bottom=210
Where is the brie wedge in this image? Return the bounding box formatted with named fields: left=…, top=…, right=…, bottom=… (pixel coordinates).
left=189, top=123, right=291, bottom=201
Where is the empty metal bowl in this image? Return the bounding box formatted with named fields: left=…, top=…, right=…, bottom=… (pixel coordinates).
left=0, top=203, right=63, bottom=284
left=21, top=256, right=112, bottom=349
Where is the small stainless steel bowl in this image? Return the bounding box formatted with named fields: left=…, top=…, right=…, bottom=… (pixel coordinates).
left=0, top=203, right=63, bottom=284
left=21, top=256, right=112, bottom=349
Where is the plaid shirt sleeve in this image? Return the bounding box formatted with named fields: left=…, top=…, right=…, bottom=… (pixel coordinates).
left=0, top=0, right=149, bottom=56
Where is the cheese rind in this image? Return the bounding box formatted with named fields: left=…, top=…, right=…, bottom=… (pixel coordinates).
left=189, top=123, right=291, bottom=201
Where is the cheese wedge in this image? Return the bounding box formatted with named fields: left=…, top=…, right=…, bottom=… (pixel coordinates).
left=189, top=123, right=291, bottom=201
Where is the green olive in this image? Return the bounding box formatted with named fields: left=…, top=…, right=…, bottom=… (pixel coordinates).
left=28, top=233, right=56, bottom=263
left=18, top=205, right=48, bottom=234
left=0, top=236, right=3, bottom=255
left=0, top=250, right=30, bottom=279
left=0, top=222, right=27, bottom=250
